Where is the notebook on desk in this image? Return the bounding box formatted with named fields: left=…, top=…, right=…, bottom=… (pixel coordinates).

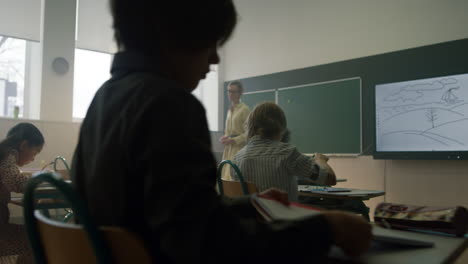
left=313, top=187, right=351, bottom=193
left=251, top=194, right=321, bottom=221
left=372, top=226, right=434, bottom=248
left=298, top=185, right=352, bottom=193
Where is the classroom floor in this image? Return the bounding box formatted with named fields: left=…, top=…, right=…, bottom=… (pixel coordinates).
left=1, top=217, right=22, bottom=263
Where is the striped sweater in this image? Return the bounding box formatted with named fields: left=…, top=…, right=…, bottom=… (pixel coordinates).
left=233, top=135, right=327, bottom=201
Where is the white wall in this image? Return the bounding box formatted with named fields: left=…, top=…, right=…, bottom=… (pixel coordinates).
left=327, top=156, right=468, bottom=218
left=224, top=0, right=468, bottom=215
left=225, top=0, right=468, bottom=80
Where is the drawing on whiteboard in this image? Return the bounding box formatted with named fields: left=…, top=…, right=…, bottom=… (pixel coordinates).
left=375, top=74, right=468, bottom=152
left=441, top=87, right=461, bottom=104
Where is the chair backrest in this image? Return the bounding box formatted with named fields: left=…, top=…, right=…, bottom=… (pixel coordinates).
left=40, top=156, right=71, bottom=180
left=23, top=172, right=151, bottom=264
left=221, top=179, right=258, bottom=197
left=53, top=156, right=71, bottom=180
left=34, top=211, right=151, bottom=264
left=217, top=160, right=256, bottom=195
left=53, top=156, right=70, bottom=172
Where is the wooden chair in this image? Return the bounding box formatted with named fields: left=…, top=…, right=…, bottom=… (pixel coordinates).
left=23, top=172, right=151, bottom=264
left=217, top=160, right=257, bottom=196
left=220, top=179, right=258, bottom=197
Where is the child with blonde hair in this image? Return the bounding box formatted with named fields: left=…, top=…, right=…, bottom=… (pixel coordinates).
left=234, top=102, right=336, bottom=202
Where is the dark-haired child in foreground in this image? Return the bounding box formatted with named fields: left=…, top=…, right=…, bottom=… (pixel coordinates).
left=71, top=0, right=372, bottom=263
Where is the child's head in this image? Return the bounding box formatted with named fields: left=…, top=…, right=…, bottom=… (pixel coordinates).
left=247, top=102, right=287, bottom=140
left=0, top=123, right=44, bottom=166
left=109, top=0, right=237, bottom=90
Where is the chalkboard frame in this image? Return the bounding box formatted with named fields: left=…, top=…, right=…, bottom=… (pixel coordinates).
left=242, top=89, right=277, bottom=110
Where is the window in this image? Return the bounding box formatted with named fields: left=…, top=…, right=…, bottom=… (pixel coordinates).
left=73, top=49, right=112, bottom=119
left=192, top=65, right=219, bottom=131
left=0, top=35, right=26, bottom=118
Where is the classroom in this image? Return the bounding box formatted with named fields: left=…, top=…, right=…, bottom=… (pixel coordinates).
left=0, top=0, right=467, bottom=263
left=215, top=0, right=468, bottom=215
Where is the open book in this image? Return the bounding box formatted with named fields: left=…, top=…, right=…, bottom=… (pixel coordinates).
left=251, top=194, right=321, bottom=221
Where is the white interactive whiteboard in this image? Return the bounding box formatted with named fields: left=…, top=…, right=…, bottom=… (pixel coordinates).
left=375, top=73, right=468, bottom=152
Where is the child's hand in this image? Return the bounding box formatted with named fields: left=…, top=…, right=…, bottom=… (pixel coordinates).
left=323, top=211, right=372, bottom=257
left=322, top=163, right=337, bottom=186
left=314, top=153, right=329, bottom=162
left=313, top=157, right=337, bottom=185
left=55, top=169, right=70, bottom=180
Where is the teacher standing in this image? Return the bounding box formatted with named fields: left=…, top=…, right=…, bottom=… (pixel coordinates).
left=219, top=81, right=250, bottom=180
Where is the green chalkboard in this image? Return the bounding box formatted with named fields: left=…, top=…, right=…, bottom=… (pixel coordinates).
left=242, top=90, right=276, bottom=110
left=278, top=78, right=361, bottom=154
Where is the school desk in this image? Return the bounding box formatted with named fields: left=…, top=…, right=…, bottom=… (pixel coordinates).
left=298, top=185, right=385, bottom=221
left=20, top=168, right=69, bottom=180
left=10, top=184, right=72, bottom=221
left=329, top=225, right=468, bottom=264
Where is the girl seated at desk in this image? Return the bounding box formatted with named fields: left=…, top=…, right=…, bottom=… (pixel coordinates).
left=0, top=123, right=44, bottom=263
left=233, top=102, right=337, bottom=202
